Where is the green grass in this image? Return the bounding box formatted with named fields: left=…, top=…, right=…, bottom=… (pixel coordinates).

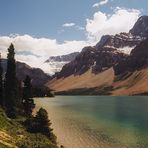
left=0, top=108, right=58, bottom=148
left=0, top=143, right=8, bottom=148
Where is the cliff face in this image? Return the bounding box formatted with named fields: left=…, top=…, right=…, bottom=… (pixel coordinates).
left=114, top=38, right=148, bottom=75
left=96, top=33, right=142, bottom=50
left=130, top=16, right=148, bottom=37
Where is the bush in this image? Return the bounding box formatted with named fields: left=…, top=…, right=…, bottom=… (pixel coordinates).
left=24, top=108, right=56, bottom=144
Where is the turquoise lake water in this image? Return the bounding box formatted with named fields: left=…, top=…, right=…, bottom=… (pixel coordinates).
left=35, top=96, right=148, bottom=148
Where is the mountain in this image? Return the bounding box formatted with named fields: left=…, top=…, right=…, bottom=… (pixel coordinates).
left=114, top=38, right=148, bottom=75
left=54, top=46, right=127, bottom=78
left=130, top=16, right=148, bottom=37
left=45, top=52, right=79, bottom=75
left=2, top=59, right=50, bottom=88
left=48, top=68, right=114, bottom=94
left=47, top=16, right=148, bottom=95
left=96, top=32, right=142, bottom=54
left=53, top=17, right=147, bottom=79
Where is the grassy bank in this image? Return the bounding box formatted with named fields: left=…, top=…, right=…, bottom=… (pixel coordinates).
left=0, top=107, right=58, bottom=148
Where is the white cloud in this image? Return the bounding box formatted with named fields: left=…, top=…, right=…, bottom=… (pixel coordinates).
left=93, top=0, right=109, bottom=8
left=63, top=23, right=75, bottom=27
left=62, top=23, right=84, bottom=31
left=86, top=7, right=141, bottom=43
left=0, top=7, right=141, bottom=75
left=0, top=35, right=89, bottom=74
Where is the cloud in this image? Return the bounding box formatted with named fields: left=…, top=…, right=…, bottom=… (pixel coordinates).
left=75, top=26, right=85, bottom=31
left=63, top=23, right=75, bottom=27
left=0, top=7, right=141, bottom=74
left=86, top=7, right=141, bottom=43
left=93, top=0, right=109, bottom=8
left=62, top=23, right=84, bottom=31
left=0, top=35, right=89, bottom=74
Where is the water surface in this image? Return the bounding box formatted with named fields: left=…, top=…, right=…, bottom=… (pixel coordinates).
left=35, top=96, right=148, bottom=148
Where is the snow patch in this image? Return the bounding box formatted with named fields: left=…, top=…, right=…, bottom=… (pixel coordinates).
left=117, top=46, right=136, bottom=54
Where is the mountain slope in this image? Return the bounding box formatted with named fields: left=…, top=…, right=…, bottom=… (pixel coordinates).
left=113, top=67, right=148, bottom=95
left=130, top=16, right=148, bottom=37
left=114, top=38, right=148, bottom=75
left=48, top=16, right=148, bottom=95
left=53, top=16, right=148, bottom=79
left=48, top=68, right=114, bottom=92
left=54, top=46, right=127, bottom=79
left=2, top=59, right=50, bottom=88
left=48, top=67, right=148, bottom=96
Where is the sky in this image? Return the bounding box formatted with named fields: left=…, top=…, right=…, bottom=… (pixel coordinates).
left=0, top=0, right=147, bottom=74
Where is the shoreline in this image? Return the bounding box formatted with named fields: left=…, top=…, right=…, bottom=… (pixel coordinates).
left=34, top=98, right=122, bottom=148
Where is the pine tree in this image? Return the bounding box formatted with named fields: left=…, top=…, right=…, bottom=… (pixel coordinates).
left=0, top=53, right=3, bottom=106
left=22, top=75, right=35, bottom=117
left=5, top=43, right=17, bottom=118
left=25, top=108, right=53, bottom=135
left=35, top=108, right=53, bottom=134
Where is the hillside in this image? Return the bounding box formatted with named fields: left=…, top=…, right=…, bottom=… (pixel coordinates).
left=48, top=67, right=148, bottom=96
left=0, top=108, right=58, bottom=148
left=113, top=67, right=148, bottom=95
left=2, top=59, right=50, bottom=88
left=48, top=68, right=114, bottom=92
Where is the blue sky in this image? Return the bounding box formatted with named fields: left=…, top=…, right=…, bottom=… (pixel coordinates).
left=0, top=0, right=147, bottom=73
left=0, top=0, right=147, bottom=41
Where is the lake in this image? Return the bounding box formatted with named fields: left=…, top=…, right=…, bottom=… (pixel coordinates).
left=34, top=96, right=148, bottom=148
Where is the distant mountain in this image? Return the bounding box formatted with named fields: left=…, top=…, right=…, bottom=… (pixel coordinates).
left=45, top=52, right=79, bottom=74
left=46, top=52, right=79, bottom=62
left=2, top=59, right=51, bottom=88
left=48, top=15, right=148, bottom=95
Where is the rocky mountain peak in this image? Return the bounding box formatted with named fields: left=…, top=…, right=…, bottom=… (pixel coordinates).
left=114, top=38, right=148, bottom=75
left=130, top=15, right=148, bottom=37
left=51, top=16, right=148, bottom=79
left=96, top=35, right=112, bottom=49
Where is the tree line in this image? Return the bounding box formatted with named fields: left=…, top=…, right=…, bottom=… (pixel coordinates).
left=0, top=43, right=35, bottom=118
left=0, top=44, right=53, bottom=117
left=0, top=43, right=58, bottom=147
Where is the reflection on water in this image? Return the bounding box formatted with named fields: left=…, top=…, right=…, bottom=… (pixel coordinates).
left=35, top=96, right=148, bottom=148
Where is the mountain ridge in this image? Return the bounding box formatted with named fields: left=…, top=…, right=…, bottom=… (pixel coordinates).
left=47, top=15, right=148, bottom=95
left=52, top=16, right=148, bottom=79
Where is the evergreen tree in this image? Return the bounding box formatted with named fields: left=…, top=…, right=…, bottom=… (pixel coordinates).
left=25, top=108, right=53, bottom=135
left=0, top=53, right=3, bottom=106
left=5, top=44, right=17, bottom=118
left=22, top=75, right=35, bottom=117
left=35, top=108, right=53, bottom=134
